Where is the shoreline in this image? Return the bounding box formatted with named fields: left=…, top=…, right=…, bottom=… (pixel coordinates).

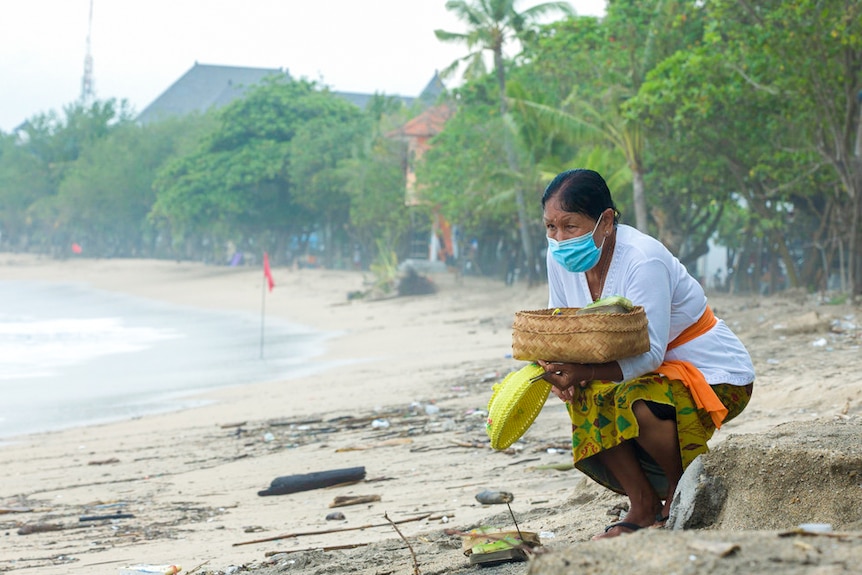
left=0, top=276, right=343, bottom=440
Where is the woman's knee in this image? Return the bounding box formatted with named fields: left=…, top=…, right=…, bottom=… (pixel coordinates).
left=632, top=399, right=676, bottom=423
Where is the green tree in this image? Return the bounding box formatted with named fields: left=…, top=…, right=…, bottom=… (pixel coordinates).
left=340, top=95, right=413, bottom=266
left=0, top=132, right=53, bottom=250
left=4, top=99, right=133, bottom=254
left=418, top=87, right=515, bottom=231
left=510, top=2, right=706, bottom=235
left=48, top=114, right=214, bottom=257
left=289, top=113, right=365, bottom=267
left=151, top=77, right=364, bottom=262
left=435, top=0, right=573, bottom=283
left=703, top=0, right=862, bottom=292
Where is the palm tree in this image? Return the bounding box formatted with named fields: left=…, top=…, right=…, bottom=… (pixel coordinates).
left=435, top=0, right=573, bottom=284
left=517, top=86, right=650, bottom=232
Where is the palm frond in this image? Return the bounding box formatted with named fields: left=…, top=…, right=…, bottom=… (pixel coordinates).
left=434, top=29, right=470, bottom=43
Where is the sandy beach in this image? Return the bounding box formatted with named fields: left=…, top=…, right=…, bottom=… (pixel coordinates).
left=1, top=253, right=861, bottom=575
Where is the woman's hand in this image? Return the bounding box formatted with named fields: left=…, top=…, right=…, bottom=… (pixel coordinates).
left=536, top=360, right=595, bottom=403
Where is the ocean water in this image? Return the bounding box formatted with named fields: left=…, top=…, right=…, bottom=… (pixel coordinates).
left=0, top=280, right=336, bottom=440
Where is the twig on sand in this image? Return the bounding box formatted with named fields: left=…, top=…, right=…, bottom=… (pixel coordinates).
left=449, top=439, right=487, bottom=448
left=330, top=494, right=382, bottom=508
left=445, top=481, right=486, bottom=490
left=232, top=513, right=431, bottom=546
left=384, top=512, right=420, bottom=575
left=264, top=542, right=383, bottom=556
left=508, top=457, right=541, bottom=466
left=186, top=560, right=210, bottom=574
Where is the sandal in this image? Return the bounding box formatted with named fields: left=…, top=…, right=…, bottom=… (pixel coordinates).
left=603, top=521, right=643, bottom=534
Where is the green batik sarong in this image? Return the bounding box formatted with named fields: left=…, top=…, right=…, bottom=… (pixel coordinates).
left=566, top=373, right=751, bottom=498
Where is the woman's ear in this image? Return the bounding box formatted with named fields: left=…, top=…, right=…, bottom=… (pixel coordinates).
left=603, top=208, right=615, bottom=236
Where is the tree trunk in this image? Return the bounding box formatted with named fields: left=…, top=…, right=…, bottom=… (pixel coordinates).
left=852, top=96, right=862, bottom=295
left=632, top=167, right=649, bottom=232
left=773, top=229, right=800, bottom=289
left=495, top=47, right=538, bottom=285
left=851, top=188, right=860, bottom=295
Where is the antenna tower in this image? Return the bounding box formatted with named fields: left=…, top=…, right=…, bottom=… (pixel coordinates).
left=80, top=0, right=95, bottom=104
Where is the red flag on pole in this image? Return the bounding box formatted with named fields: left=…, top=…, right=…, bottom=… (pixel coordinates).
left=263, top=252, right=275, bottom=292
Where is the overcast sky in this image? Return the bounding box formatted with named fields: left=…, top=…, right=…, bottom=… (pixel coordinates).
left=0, top=0, right=605, bottom=133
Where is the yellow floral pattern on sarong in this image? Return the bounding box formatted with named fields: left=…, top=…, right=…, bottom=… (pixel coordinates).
left=566, top=374, right=751, bottom=498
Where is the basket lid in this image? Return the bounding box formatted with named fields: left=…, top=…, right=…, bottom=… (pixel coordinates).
left=486, top=363, right=552, bottom=450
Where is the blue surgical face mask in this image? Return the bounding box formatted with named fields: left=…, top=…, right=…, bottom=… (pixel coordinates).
left=547, top=215, right=605, bottom=273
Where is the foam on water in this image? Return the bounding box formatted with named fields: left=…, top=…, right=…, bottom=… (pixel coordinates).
left=0, top=317, right=179, bottom=380
left=0, top=280, right=337, bottom=440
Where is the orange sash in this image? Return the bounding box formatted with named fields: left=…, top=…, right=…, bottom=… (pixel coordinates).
left=658, top=306, right=728, bottom=429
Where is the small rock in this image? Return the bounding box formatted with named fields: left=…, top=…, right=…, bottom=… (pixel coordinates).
left=326, top=512, right=346, bottom=521
left=475, top=490, right=514, bottom=504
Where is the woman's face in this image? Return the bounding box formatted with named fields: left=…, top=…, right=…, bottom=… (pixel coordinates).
left=543, top=195, right=606, bottom=242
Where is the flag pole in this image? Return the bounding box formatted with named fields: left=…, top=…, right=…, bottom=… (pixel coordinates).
left=260, top=270, right=266, bottom=359
left=260, top=252, right=275, bottom=360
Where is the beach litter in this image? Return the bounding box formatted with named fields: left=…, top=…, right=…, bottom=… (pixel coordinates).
left=79, top=512, right=135, bottom=522
left=461, top=526, right=542, bottom=565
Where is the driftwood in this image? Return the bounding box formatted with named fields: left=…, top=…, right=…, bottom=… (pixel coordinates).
left=258, top=466, right=366, bottom=496
left=329, top=495, right=381, bottom=508
left=87, top=457, right=120, bottom=465
left=232, top=513, right=431, bottom=546
left=17, top=523, right=65, bottom=535
left=219, top=421, right=247, bottom=429
left=0, top=506, right=32, bottom=514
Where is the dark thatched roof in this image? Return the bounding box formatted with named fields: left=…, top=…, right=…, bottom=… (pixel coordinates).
left=137, top=63, right=445, bottom=124
left=137, top=63, right=286, bottom=124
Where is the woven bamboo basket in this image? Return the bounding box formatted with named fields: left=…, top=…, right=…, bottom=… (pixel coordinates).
left=512, top=306, right=649, bottom=364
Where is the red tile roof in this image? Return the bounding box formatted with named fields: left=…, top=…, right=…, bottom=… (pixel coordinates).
left=393, top=104, right=455, bottom=138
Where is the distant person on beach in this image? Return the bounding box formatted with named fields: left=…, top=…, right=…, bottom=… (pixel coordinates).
left=535, top=169, right=755, bottom=539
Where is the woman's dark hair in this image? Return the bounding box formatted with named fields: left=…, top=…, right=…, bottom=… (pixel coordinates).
left=541, top=169, right=619, bottom=224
